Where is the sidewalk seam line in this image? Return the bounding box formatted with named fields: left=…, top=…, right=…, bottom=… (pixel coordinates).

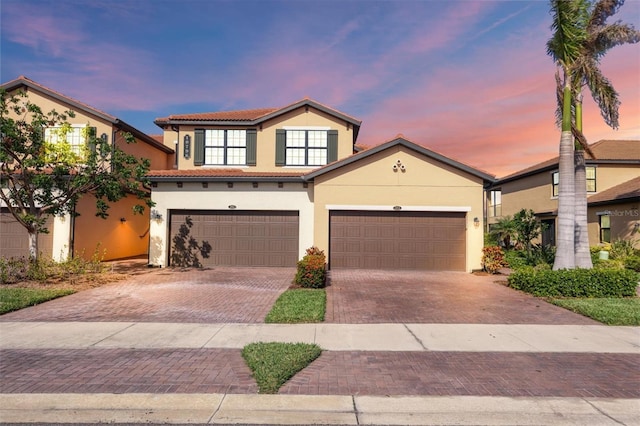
left=202, top=324, right=226, bottom=349
left=403, top=324, right=428, bottom=350
left=352, top=394, right=361, bottom=425
left=89, top=322, right=137, bottom=347
left=583, top=398, right=627, bottom=426
left=208, top=391, right=227, bottom=423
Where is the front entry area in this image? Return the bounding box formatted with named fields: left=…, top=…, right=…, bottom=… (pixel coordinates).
left=169, top=210, right=299, bottom=267
left=329, top=210, right=466, bottom=271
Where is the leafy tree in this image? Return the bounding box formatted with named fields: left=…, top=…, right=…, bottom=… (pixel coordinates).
left=513, top=209, right=545, bottom=255
left=547, top=0, right=639, bottom=270
left=0, top=90, right=153, bottom=261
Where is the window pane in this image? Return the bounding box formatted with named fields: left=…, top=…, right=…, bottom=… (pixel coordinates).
left=205, top=147, right=224, bottom=164
left=307, top=131, right=327, bottom=147
left=286, top=130, right=306, bottom=147
left=601, top=229, right=611, bottom=243
left=227, top=148, right=246, bottom=165
left=552, top=172, right=559, bottom=185
left=307, top=148, right=327, bottom=166
left=586, top=180, right=596, bottom=192
left=286, top=148, right=305, bottom=165
left=586, top=167, right=596, bottom=179
left=205, top=130, right=224, bottom=146
left=600, top=215, right=610, bottom=228
left=227, top=130, right=246, bottom=147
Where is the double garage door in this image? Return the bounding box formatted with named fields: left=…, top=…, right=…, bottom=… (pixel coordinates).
left=330, top=211, right=466, bottom=271
left=169, top=210, right=299, bottom=267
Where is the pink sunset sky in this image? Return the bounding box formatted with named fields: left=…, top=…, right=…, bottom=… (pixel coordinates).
left=1, top=0, right=638, bottom=177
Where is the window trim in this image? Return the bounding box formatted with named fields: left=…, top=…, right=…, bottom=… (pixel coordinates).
left=599, top=214, right=611, bottom=243
left=551, top=166, right=596, bottom=198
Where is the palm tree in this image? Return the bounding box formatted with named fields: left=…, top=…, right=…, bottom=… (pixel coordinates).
left=572, top=0, right=639, bottom=268
left=547, top=0, right=639, bottom=270
left=547, top=0, right=589, bottom=270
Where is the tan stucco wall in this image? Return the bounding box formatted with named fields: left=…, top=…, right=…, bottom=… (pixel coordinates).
left=500, top=164, right=640, bottom=218
left=114, top=132, right=170, bottom=170
left=163, top=106, right=354, bottom=172
left=588, top=201, right=640, bottom=248
left=312, top=146, right=486, bottom=272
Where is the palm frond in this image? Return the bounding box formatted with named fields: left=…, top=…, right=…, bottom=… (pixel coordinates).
left=547, top=0, right=590, bottom=64
left=587, top=0, right=624, bottom=31
left=583, top=63, right=621, bottom=128
left=589, top=23, right=640, bottom=58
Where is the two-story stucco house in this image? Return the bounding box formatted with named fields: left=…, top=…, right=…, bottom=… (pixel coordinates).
left=488, top=140, right=640, bottom=247
left=147, top=99, right=494, bottom=271
left=0, top=76, right=174, bottom=261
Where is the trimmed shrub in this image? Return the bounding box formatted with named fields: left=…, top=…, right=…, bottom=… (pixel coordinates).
left=482, top=246, right=505, bottom=274
left=507, top=267, right=639, bottom=298
left=610, top=239, right=636, bottom=260
left=504, top=250, right=528, bottom=270
left=294, top=247, right=327, bottom=288
left=593, top=259, right=625, bottom=270
left=625, top=256, right=640, bottom=272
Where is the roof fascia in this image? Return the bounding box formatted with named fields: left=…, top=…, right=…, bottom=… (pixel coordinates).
left=148, top=175, right=306, bottom=183
left=115, top=120, right=174, bottom=154
left=496, top=159, right=640, bottom=185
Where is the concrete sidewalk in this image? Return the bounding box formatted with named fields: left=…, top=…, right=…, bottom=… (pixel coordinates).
left=1, top=393, right=639, bottom=425
left=1, top=321, right=639, bottom=352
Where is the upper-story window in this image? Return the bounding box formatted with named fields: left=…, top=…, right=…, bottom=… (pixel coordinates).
left=44, top=125, right=91, bottom=160
left=552, top=166, right=596, bottom=197
left=276, top=128, right=338, bottom=167
left=193, top=129, right=257, bottom=167
left=489, top=190, right=502, bottom=217
left=204, top=130, right=246, bottom=165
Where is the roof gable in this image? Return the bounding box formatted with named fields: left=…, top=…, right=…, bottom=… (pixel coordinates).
left=304, top=136, right=495, bottom=183
left=1, top=76, right=173, bottom=154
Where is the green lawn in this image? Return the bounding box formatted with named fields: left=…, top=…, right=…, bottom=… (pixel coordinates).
left=549, top=297, right=640, bottom=325
left=242, top=342, right=322, bottom=393
left=0, top=287, right=75, bottom=314
left=265, top=288, right=326, bottom=323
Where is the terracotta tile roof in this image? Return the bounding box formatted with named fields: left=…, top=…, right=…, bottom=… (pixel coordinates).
left=147, top=169, right=305, bottom=179
left=156, top=108, right=279, bottom=122
left=498, top=140, right=640, bottom=182
left=588, top=176, right=640, bottom=205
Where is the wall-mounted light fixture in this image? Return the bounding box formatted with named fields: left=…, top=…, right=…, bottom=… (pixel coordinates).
left=228, top=205, right=237, bottom=210
left=120, top=217, right=127, bottom=224
left=151, top=210, right=163, bottom=221
left=473, top=217, right=480, bottom=228
left=100, top=133, right=108, bottom=143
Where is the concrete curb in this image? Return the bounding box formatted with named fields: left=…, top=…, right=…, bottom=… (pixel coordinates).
left=1, top=393, right=638, bottom=425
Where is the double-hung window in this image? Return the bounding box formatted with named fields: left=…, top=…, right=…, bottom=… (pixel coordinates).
left=552, top=166, right=596, bottom=197
left=600, top=214, right=611, bottom=243
left=204, top=130, right=246, bottom=165
left=276, top=128, right=338, bottom=167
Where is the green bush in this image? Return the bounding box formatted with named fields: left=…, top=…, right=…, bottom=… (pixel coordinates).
left=524, top=244, right=555, bottom=267
left=482, top=246, right=505, bottom=274
left=294, top=247, right=327, bottom=288
left=593, top=259, right=625, bottom=270
left=507, top=267, right=639, bottom=297
left=504, top=250, right=528, bottom=270
left=610, top=239, right=636, bottom=260
left=625, top=256, right=640, bottom=272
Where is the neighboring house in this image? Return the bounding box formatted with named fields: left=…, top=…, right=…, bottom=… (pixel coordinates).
left=489, top=140, right=640, bottom=248
left=148, top=100, right=494, bottom=271
left=0, top=76, right=174, bottom=261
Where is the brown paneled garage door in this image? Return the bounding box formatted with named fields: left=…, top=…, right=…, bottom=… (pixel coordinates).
left=330, top=211, right=466, bottom=271
left=0, top=209, right=54, bottom=259
left=169, top=210, right=299, bottom=267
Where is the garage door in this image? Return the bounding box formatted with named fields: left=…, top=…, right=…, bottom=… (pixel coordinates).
left=0, top=209, right=54, bottom=259
left=169, top=210, right=299, bottom=267
left=329, top=211, right=466, bottom=271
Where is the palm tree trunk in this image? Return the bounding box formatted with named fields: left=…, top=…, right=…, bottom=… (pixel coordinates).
left=574, top=97, right=593, bottom=269
left=553, top=84, right=576, bottom=270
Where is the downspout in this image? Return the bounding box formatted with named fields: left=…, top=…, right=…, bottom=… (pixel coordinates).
left=171, top=125, right=179, bottom=169
left=69, top=202, right=76, bottom=259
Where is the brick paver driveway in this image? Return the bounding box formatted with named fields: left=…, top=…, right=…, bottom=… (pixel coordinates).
left=325, top=269, right=598, bottom=324
left=0, top=265, right=295, bottom=323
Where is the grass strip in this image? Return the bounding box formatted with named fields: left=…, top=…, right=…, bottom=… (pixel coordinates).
left=265, top=288, right=326, bottom=323
left=0, top=287, right=75, bottom=314
left=549, top=297, right=640, bottom=325
left=242, top=342, right=322, bottom=393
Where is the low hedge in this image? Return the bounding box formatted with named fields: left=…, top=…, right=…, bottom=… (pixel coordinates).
left=507, top=267, right=639, bottom=298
